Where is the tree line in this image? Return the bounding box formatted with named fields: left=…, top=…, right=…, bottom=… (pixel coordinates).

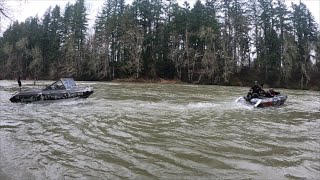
left=0, top=0, right=319, bottom=89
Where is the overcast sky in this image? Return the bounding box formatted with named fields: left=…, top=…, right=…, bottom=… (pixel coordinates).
left=1, top=0, right=320, bottom=34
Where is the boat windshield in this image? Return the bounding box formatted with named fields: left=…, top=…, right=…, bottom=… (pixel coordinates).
left=44, top=80, right=66, bottom=90
left=61, top=78, right=76, bottom=90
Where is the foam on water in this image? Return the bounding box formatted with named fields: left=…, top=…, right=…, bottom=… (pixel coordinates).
left=184, top=102, right=217, bottom=109
left=0, top=121, right=22, bottom=129
left=0, top=90, right=12, bottom=101
left=0, top=80, right=16, bottom=87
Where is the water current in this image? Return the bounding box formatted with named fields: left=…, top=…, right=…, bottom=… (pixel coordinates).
left=0, top=80, right=319, bottom=179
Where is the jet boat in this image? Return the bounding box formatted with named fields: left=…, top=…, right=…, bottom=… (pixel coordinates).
left=236, top=94, right=287, bottom=108
left=10, top=78, right=93, bottom=103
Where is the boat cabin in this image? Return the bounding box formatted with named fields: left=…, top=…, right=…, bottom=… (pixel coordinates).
left=43, top=78, right=77, bottom=91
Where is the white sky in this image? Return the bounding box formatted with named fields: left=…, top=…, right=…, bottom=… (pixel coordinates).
left=1, top=0, right=320, bottom=34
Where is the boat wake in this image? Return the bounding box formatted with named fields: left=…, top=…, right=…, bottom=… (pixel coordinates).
left=0, top=91, right=13, bottom=103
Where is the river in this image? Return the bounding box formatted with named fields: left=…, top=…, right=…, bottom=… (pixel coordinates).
left=0, top=80, right=319, bottom=179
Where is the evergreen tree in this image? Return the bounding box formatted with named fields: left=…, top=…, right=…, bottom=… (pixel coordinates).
left=316, top=32, right=320, bottom=71
left=132, top=0, right=165, bottom=79
left=93, top=0, right=113, bottom=79
left=41, top=7, right=52, bottom=75
left=292, top=2, right=317, bottom=88
left=48, top=5, right=62, bottom=71
left=168, top=1, right=189, bottom=81
left=122, top=5, right=144, bottom=78
left=197, top=0, right=220, bottom=83
left=73, top=0, right=88, bottom=75
left=219, top=0, right=234, bottom=83
left=248, top=0, right=262, bottom=70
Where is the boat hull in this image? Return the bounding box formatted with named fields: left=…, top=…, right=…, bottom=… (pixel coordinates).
left=10, top=87, right=93, bottom=103
left=236, top=95, right=288, bottom=107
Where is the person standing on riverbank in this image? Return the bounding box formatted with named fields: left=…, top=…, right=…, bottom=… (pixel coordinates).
left=17, top=76, right=21, bottom=92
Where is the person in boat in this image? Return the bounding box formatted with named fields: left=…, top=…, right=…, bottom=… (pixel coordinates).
left=246, top=89, right=253, bottom=100
left=265, top=88, right=280, bottom=97
left=246, top=81, right=262, bottom=99
left=252, top=81, right=262, bottom=94
left=246, top=81, right=271, bottom=100
left=258, top=83, right=268, bottom=96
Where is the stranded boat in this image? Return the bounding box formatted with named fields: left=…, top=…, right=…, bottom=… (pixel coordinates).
left=236, top=94, right=288, bottom=108
left=10, top=78, right=93, bottom=103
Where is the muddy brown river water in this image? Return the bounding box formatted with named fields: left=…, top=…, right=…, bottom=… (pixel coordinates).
left=0, top=80, right=319, bottom=179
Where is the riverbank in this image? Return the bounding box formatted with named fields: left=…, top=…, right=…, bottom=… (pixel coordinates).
left=112, top=77, right=184, bottom=84
left=2, top=74, right=319, bottom=91
left=111, top=77, right=320, bottom=91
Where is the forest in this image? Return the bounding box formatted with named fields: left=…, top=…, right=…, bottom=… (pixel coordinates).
left=0, top=0, right=319, bottom=90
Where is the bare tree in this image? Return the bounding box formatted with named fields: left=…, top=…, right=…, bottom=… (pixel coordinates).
left=29, top=47, right=43, bottom=80
left=199, top=27, right=218, bottom=83
left=0, top=0, right=10, bottom=19
left=123, top=27, right=144, bottom=79
left=169, top=33, right=185, bottom=80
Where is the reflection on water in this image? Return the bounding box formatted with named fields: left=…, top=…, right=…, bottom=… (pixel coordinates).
left=1, top=80, right=319, bottom=179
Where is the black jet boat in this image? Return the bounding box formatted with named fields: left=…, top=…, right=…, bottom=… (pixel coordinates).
left=10, top=78, right=93, bottom=103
